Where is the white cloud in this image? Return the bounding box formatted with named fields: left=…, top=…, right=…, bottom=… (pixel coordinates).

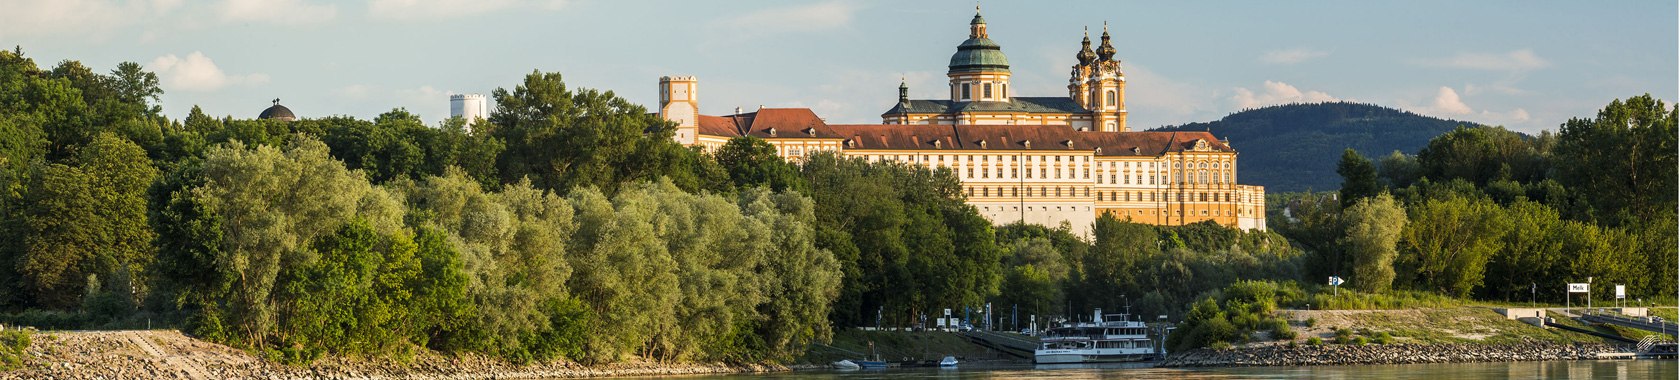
left=367, top=0, right=566, bottom=20
left=1415, top=49, right=1549, bottom=71
left=1123, top=63, right=1223, bottom=127
left=1425, top=86, right=1473, bottom=115
left=0, top=0, right=179, bottom=39
left=218, top=0, right=337, bottom=24
left=1403, top=86, right=1530, bottom=125
left=149, top=52, right=270, bottom=92
left=1230, top=80, right=1339, bottom=109
left=1259, top=48, right=1328, bottom=64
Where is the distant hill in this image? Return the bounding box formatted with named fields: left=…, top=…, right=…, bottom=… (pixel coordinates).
left=1152, top=102, right=1479, bottom=193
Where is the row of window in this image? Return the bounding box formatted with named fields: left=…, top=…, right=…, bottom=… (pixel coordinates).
left=964, top=186, right=1255, bottom=204
left=956, top=81, right=1008, bottom=101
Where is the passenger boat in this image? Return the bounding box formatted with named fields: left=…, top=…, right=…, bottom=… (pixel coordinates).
left=1033, top=309, right=1157, bottom=364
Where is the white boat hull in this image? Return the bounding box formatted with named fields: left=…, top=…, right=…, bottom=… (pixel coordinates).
left=1034, top=348, right=1154, bottom=364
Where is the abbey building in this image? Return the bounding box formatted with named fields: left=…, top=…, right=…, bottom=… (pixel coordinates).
left=658, top=10, right=1266, bottom=237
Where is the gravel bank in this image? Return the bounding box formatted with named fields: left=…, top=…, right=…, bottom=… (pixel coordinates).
left=4, top=330, right=782, bottom=379
left=1157, top=341, right=1628, bottom=368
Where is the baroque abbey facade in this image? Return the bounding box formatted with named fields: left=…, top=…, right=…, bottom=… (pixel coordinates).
left=658, top=10, right=1265, bottom=237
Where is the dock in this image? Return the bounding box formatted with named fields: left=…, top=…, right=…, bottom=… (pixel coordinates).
left=960, top=330, right=1038, bottom=359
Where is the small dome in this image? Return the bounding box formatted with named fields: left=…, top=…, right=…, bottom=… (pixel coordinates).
left=259, top=99, right=296, bottom=121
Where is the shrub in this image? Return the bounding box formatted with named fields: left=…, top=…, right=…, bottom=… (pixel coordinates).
left=1209, top=341, right=1233, bottom=351
left=1269, top=319, right=1297, bottom=340
left=0, top=329, right=31, bottom=371
left=1373, top=332, right=1395, bottom=345
left=1307, top=337, right=1323, bottom=345
left=1305, top=317, right=1317, bottom=328
left=1352, top=336, right=1369, bottom=346
left=1333, top=328, right=1354, bottom=344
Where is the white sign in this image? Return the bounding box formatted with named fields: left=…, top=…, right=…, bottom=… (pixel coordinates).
left=1567, top=283, right=1589, bottom=293
left=1615, top=285, right=1625, bottom=299
left=1328, top=276, right=1345, bottom=286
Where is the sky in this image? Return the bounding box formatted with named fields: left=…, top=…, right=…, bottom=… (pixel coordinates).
left=2, top=0, right=1674, bottom=134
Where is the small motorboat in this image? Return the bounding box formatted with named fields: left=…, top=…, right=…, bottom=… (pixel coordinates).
left=855, top=360, right=888, bottom=369
left=832, top=359, right=860, bottom=370
left=939, top=356, right=958, bottom=368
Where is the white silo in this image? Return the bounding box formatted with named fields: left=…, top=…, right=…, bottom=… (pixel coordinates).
left=449, top=93, right=489, bottom=128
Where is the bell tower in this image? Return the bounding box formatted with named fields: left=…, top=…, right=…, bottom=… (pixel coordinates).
left=1073, top=23, right=1128, bottom=132
left=659, top=76, right=699, bottom=145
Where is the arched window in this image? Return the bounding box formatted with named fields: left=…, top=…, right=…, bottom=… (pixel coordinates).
left=962, top=83, right=971, bottom=100
left=1105, top=90, right=1116, bottom=106
left=983, top=83, right=993, bottom=99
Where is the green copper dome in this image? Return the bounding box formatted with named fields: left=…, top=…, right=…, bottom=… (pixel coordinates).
left=948, top=12, right=1009, bottom=74
left=948, top=38, right=1010, bottom=73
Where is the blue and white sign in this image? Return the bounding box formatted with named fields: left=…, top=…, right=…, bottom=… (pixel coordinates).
left=1328, top=276, right=1345, bottom=286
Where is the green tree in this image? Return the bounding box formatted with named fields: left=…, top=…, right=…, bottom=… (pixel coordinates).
left=1553, top=95, right=1677, bottom=225
left=490, top=71, right=711, bottom=195
left=1395, top=194, right=1512, bottom=297
left=15, top=134, right=156, bottom=310
left=714, top=136, right=804, bottom=192
left=1337, top=148, right=1379, bottom=207
left=1339, top=193, right=1405, bottom=293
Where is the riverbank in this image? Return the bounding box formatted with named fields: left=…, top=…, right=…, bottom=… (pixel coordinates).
left=3, top=329, right=782, bottom=379
left=1158, top=341, right=1627, bottom=367
left=1158, top=306, right=1657, bottom=367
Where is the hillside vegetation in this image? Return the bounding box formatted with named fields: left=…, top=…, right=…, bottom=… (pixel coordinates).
left=1155, top=102, right=1476, bottom=192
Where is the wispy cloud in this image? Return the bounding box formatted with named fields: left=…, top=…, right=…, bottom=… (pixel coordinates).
left=1259, top=48, right=1328, bottom=64
left=367, top=0, right=566, bottom=21
left=1230, top=80, right=1339, bottom=109
left=1414, top=49, right=1549, bottom=71
left=0, top=0, right=180, bottom=39
left=218, top=0, right=337, bottom=25
left=702, top=0, right=860, bottom=48
left=149, top=52, right=270, bottom=92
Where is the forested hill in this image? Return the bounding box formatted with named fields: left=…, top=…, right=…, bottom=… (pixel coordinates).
left=1153, top=102, right=1481, bottom=192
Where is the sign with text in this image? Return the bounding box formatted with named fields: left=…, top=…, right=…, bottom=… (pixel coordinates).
left=1615, top=285, right=1625, bottom=299
left=1567, top=283, right=1589, bottom=293
left=1328, top=276, right=1345, bottom=286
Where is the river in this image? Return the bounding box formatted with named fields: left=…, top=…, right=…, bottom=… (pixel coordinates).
left=618, top=360, right=1676, bottom=379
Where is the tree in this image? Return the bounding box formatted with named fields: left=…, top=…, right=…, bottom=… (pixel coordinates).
left=15, top=134, right=156, bottom=310
left=1339, top=193, right=1404, bottom=293
left=1395, top=194, right=1512, bottom=297
left=490, top=71, right=711, bottom=195
left=1553, top=95, right=1677, bottom=225
left=1336, top=148, right=1379, bottom=207
left=182, top=137, right=405, bottom=348
left=714, top=137, right=803, bottom=193
left=1375, top=150, right=1419, bottom=189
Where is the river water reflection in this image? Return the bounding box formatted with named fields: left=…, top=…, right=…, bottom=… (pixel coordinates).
left=608, top=360, right=1676, bottom=379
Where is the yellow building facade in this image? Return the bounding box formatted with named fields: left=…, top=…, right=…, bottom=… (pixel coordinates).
left=659, top=10, right=1265, bottom=237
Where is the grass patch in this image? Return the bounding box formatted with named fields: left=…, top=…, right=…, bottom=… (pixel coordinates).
left=0, top=328, right=31, bottom=371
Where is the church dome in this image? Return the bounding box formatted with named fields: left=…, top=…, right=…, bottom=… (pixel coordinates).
left=948, top=11, right=1009, bottom=74
left=259, top=99, right=296, bottom=121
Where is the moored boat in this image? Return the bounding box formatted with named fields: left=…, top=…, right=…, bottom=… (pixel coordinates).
left=1034, top=309, right=1157, bottom=364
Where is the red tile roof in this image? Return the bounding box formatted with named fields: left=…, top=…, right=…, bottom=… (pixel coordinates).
left=696, top=108, right=844, bottom=139
left=694, top=107, right=1233, bottom=156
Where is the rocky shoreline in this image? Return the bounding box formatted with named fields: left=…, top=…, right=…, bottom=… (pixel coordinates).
left=1156, top=341, right=1629, bottom=368
left=4, top=330, right=783, bottom=380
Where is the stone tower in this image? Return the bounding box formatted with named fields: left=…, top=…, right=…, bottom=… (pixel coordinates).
left=659, top=76, right=699, bottom=145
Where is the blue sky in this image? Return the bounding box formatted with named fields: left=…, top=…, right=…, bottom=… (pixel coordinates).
left=3, top=0, right=1673, bottom=134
